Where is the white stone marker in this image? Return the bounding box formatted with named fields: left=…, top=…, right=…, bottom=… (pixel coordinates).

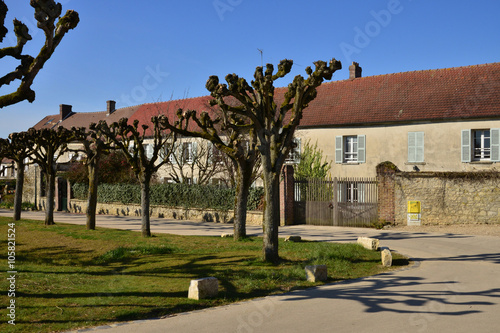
left=305, top=265, right=328, bottom=282
left=381, top=249, right=393, bottom=267
left=357, top=237, right=380, bottom=251
left=188, top=277, right=219, bottom=300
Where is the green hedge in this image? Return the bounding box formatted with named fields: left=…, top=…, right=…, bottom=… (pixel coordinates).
left=72, top=183, right=264, bottom=211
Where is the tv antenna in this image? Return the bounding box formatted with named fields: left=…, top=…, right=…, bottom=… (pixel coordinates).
left=257, top=48, right=263, bottom=67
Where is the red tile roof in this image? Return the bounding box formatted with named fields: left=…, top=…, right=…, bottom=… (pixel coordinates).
left=32, top=105, right=141, bottom=131
left=30, top=62, right=500, bottom=134
left=301, top=62, right=500, bottom=127
left=130, top=96, right=218, bottom=134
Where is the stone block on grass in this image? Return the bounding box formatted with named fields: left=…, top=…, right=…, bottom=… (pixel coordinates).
left=188, top=277, right=219, bottom=300
left=284, top=235, right=302, bottom=242
left=381, top=248, right=392, bottom=267
left=305, top=265, right=328, bottom=282
left=357, top=237, right=380, bottom=251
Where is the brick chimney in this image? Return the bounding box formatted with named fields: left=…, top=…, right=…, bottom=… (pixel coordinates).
left=107, top=100, right=116, bottom=115
left=59, top=104, right=73, bottom=119
left=349, top=62, right=362, bottom=79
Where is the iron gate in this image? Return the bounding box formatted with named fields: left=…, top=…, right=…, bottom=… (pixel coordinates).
left=294, top=177, right=378, bottom=227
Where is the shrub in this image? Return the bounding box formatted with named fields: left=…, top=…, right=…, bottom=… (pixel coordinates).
left=72, top=183, right=264, bottom=211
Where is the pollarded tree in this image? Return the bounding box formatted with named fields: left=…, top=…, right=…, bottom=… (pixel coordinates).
left=95, top=116, right=175, bottom=237
left=71, top=126, right=113, bottom=230
left=160, top=107, right=260, bottom=241
left=0, top=131, right=34, bottom=220
left=0, top=0, right=79, bottom=108
left=28, top=126, right=74, bottom=225
left=206, top=58, right=342, bottom=263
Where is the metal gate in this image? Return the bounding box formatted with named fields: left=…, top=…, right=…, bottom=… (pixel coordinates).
left=294, top=177, right=378, bottom=227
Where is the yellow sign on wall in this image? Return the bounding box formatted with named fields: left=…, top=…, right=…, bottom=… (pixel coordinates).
left=408, top=201, right=421, bottom=213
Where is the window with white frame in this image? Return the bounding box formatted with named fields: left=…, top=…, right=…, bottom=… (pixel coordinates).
left=335, top=135, right=366, bottom=164
left=408, top=132, right=425, bottom=163
left=473, top=130, right=490, bottom=161
left=182, top=142, right=194, bottom=164
left=462, top=129, right=500, bottom=162
left=285, top=138, right=301, bottom=164
left=338, top=181, right=367, bottom=203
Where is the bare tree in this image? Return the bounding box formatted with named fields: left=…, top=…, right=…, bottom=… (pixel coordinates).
left=160, top=106, right=260, bottom=241
left=165, top=138, right=226, bottom=185
left=0, top=0, right=79, bottom=108
left=205, top=58, right=342, bottom=263
left=96, top=116, right=175, bottom=237
left=72, top=126, right=113, bottom=230
left=28, top=126, right=74, bottom=225
left=0, top=132, right=34, bottom=220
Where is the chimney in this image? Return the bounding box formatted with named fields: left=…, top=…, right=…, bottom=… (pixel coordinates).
left=107, top=100, right=116, bottom=115
left=349, top=62, right=362, bottom=79
left=59, top=104, right=73, bottom=119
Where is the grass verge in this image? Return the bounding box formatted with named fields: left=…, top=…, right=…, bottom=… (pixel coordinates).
left=0, top=217, right=409, bottom=332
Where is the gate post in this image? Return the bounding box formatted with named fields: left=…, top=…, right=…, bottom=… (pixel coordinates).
left=280, top=165, right=295, bottom=226
left=376, top=162, right=398, bottom=224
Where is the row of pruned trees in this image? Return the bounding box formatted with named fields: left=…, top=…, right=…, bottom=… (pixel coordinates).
left=1, top=58, right=341, bottom=263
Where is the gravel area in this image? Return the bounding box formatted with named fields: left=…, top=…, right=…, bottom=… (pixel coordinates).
left=386, top=224, right=500, bottom=237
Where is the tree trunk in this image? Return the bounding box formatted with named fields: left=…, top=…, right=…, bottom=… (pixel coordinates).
left=86, top=162, right=99, bottom=230
left=140, top=176, right=151, bottom=237
left=262, top=170, right=281, bottom=263
left=233, top=161, right=253, bottom=240
left=13, top=161, right=24, bottom=221
left=45, top=171, right=56, bottom=225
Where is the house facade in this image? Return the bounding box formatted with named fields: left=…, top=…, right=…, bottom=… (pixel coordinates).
left=293, top=62, right=500, bottom=177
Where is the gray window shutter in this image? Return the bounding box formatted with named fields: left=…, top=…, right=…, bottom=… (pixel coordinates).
left=491, top=128, right=500, bottom=162
left=208, top=143, right=215, bottom=165
left=191, top=142, right=197, bottom=164
left=461, top=129, right=471, bottom=163
left=169, top=143, right=179, bottom=164
left=357, top=135, right=366, bottom=163
left=408, top=132, right=424, bottom=163
left=145, top=144, right=153, bottom=160
left=335, top=136, right=343, bottom=164
left=294, top=138, right=301, bottom=163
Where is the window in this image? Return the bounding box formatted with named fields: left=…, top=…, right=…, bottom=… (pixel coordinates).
left=344, top=136, right=358, bottom=163
left=335, top=135, right=365, bottom=164
left=209, top=144, right=224, bottom=164
left=338, top=181, right=367, bottom=203
left=408, top=132, right=424, bottom=163
left=182, top=142, right=194, bottom=164
left=144, top=144, right=153, bottom=160
left=462, top=129, right=500, bottom=162
left=473, top=130, right=490, bottom=161
left=285, top=138, right=301, bottom=164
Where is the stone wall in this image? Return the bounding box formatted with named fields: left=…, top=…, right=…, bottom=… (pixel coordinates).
left=68, top=199, right=264, bottom=226
left=393, top=172, right=500, bottom=225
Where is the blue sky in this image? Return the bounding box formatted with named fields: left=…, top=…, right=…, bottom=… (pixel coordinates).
left=1, top=0, right=499, bottom=138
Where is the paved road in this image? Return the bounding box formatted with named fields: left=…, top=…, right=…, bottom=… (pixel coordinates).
left=2, top=210, right=500, bottom=333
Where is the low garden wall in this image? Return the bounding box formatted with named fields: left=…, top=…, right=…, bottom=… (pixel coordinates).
left=68, top=199, right=264, bottom=226
left=393, top=172, right=500, bottom=225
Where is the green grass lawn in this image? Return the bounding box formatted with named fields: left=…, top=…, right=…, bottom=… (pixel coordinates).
left=0, top=216, right=409, bottom=332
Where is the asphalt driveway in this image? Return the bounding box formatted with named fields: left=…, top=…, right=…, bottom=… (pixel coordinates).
left=2, top=210, right=499, bottom=333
